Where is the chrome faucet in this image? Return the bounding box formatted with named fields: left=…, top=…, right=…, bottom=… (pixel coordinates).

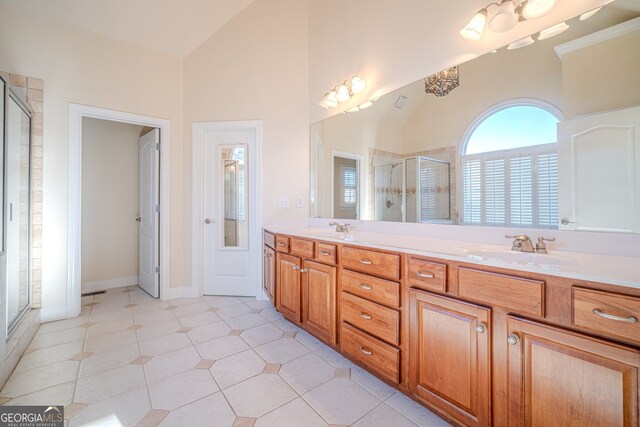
left=329, top=222, right=351, bottom=233
left=506, top=234, right=535, bottom=253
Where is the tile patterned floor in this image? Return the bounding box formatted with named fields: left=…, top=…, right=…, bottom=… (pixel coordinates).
left=0, top=286, right=451, bottom=427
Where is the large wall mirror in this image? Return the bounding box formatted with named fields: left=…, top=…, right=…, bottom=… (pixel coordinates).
left=310, top=0, right=640, bottom=234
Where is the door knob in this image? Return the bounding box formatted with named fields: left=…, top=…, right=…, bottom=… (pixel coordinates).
left=135, top=217, right=142, bottom=222
left=205, top=218, right=214, bottom=224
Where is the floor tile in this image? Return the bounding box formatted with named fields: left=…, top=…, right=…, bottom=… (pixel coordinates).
left=75, top=364, right=146, bottom=404
left=279, top=353, right=335, bottom=394
left=187, top=322, right=231, bottom=345
left=137, top=409, right=170, bottom=427
left=158, top=392, right=235, bottom=427
left=350, top=366, right=396, bottom=400
left=314, top=346, right=355, bottom=368
left=352, top=403, right=418, bottom=427
left=233, top=418, right=257, bottom=427
left=148, top=369, right=219, bottom=411
left=386, top=392, right=451, bottom=427
left=260, top=308, right=284, bottom=322
left=178, top=311, right=222, bottom=328
left=14, top=341, right=83, bottom=373
left=195, top=359, right=215, bottom=369
left=196, top=335, right=249, bottom=361
left=254, top=398, right=328, bottom=427
left=28, top=328, right=86, bottom=350
left=272, top=319, right=303, bottom=333
left=254, top=338, right=310, bottom=364
left=240, top=323, right=283, bottom=347
left=242, top=299, right=274, bottom=310
left=84, top=329, right=138, bottom=353
left=1, top=360, right=79, bottom=398
left=37, top=316, right=90, bottom=335
left=217, top=304, right=252, bottom=320
left=78, top=343, right=140, bottom=378
left=131, top=356, right=154, bottom=366
left=144, top=346, right=202, bottom=383
left=223, top=374, right=297, bottom=418
left=85, top=316, right=134, bottom=337
left=70, top=386, right=150, bottom=427
left=263, top=363, right=281, bottom=374
left=210, top=350, right=265, bottom=389
left=302, top=378, right=381, bottom=425
left=225, top=313, right=269, bottom=330
left=173, top=301, right=210, bottom=318
left=64, top=403, right=88, bottom=420
left=295, top=330, right=325, bottom=351
left=136, top=319, right=182, bottom=342
left=139, top=333, right=192, bottom=356
left=133, top=309, right=177, bottom=325
left=202, top=296, right=242, bottom=308
left=4, top=381, right=75, bottom=407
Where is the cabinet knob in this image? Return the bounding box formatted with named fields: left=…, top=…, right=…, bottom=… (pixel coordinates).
left=292, top=265, right=299, bottom=270
left=507, top=334, right=520, bottom=345
left=300, top=268, right=308, bottom=273
left=475, top=323, right=487, bottom=334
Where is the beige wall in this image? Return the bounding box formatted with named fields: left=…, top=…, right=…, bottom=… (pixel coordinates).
left=562, top=27, right=640, bottom=119
left=0, top=2, right=184, bottom=312
left=81, top=118, right=142, bottom=286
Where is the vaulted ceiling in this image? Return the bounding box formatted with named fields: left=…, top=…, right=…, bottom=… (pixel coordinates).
left=7, top=0, right=256, bottom=57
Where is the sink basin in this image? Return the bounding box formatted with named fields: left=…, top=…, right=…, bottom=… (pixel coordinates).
left=298, top=228, right=357, bottom=242
left=462, top=248, right=575, bottom=267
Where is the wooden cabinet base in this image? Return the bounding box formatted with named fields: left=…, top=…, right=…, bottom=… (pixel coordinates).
left=340, top=322, right=400, bottom=384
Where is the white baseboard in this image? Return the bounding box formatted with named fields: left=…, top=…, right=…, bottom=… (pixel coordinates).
left=40, top=305, right=69, bottom=323
left=82, top=276, right=138, bottom=294
left=165, top=286, right=199, bottom=300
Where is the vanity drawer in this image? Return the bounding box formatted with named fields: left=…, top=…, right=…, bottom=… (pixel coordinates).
left=341, top=269, right=400, bottom=308
left=341, top=291, right=400, bottom=345
left=275, top=236, right=290, bottom=253
left=341, top=247, right=400, bottom=281
left=573, top=287, right=640, bottom=344
left=263, top=231, right=276, bottom=249
left=408, top=257, right=447, bottom=292
left=340, top=322, right=400, bottom=384
left=290, top=238, right=314, bottom=258
left=314, top=242, right=337, bottom=265
left=458, top=268, right=545, bottom=317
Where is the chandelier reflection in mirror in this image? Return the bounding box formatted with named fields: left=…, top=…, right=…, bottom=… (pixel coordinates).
left=424, top=66, right=459, bottom=97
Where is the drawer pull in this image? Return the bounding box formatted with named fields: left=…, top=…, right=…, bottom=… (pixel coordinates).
left=416, top=271, right=435, bottom=279
left=277, top=242, right=285, bottom=247
left=593, top=309, right=638, bottom=324
left=360, top=259, right=373, bottom=265
left=320, top=250, right=331, bottom=256
left=359, top=347, right=373, bottom=356
left=359, top=283, right=373, bottom=290
left=359, top=312, right=372, bottom=320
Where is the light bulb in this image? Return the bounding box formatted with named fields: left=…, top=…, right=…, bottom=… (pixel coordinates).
left=522, top=0, right=556, bottom=20
left=489, top=0, right=518, bottom=33
left=460, top=9, right=487, bottom=40
left=323, top=90, right=338, bottom=108
left=336, top=82, right=351, bottom=102
left=351, top=76, right=366, bottom=94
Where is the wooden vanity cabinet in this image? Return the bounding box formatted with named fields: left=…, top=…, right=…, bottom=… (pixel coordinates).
left=301, top=260, right=337, bottom=345
left=263, top=231, right=276, bottom=302
left=409, top=290, right=492, bottom=427
left=506, top=316, right=640, bottom=427
left=276, top=253, right=302, bottom=323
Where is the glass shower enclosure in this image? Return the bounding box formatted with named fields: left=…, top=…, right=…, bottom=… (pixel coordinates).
left=1, top=76, right=33, bottom=335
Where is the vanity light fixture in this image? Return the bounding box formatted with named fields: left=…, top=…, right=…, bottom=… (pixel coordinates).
left=424, top=66, right=459, bottom=97
left=320, top=75, right=367, bottom=109
left=507, top=35, right=535, bottom=49
left=580, top=7, right=602, bottom=21
left=460, top=0, right=556, bottom=41
left=538, top=21, right=569, bottom=40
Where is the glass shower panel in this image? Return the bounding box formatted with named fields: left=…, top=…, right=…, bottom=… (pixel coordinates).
left=418, top=157, right=450, bottom=221
left=6, top=94, right=31, bottom=332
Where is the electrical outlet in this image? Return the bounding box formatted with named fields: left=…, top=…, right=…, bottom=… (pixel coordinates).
left=278, top=197, right=290, bottom=208
left=296, top=196, right=304, bottom=208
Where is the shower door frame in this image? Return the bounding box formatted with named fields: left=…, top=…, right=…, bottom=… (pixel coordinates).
left=3, top=80, right=33, bottom=336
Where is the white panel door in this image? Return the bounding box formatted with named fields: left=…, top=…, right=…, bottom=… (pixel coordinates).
left=138, top=129, right=160, bottom=297
left=203, top=129, right=257, bottom=296
left=558, top=106, right=640, bottom=233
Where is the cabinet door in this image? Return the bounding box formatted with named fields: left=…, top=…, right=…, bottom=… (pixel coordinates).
left=507, top=316, right=640, bottom=427
left=302, top=260, right=337, bottom=345
left=409, top=290, right=491, bottom=427
left=276, top=253, right=301, bottom=323
left=263, top=245, right=276, bottom=303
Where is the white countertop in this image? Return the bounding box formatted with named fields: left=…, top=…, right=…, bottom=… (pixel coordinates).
left=265, top=225, right=640, bottom=290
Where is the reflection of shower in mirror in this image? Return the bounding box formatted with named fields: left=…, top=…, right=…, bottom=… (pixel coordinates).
left=384, top=162, right=402, bottom=208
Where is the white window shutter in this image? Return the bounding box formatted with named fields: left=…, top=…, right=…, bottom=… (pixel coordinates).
left=536, top=151, right=558, bottom=228
left=484, top=158, right=506, bottom=225
left=509, top=155, right=534, bottom=226
left=462, top=159, right=482, bottom=223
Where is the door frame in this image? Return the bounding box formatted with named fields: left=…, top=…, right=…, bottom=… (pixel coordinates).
left=68, top=104, right=171, bottom=319
left=192, top=120, right=263, bottom=298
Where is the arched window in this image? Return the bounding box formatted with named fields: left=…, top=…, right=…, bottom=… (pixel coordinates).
left=460, top=102, right=559, bottom=228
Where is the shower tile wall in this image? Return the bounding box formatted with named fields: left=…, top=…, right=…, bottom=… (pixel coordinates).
left=0, top=72, right=43, bottom=309
left=370, top=150, right=403, bottom=222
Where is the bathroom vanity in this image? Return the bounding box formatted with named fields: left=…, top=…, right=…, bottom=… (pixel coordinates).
left=262, top=226, right=640, bottom=427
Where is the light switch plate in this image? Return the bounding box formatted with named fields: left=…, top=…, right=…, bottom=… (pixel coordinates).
left=279, top=197, right=290, bottom=208
left=296, top=196, right=304, bottom=208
